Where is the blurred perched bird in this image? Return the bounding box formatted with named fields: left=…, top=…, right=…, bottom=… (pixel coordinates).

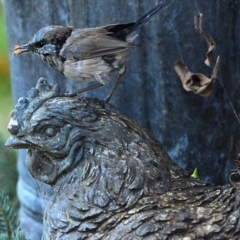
left=5, top=78, right=240, bottom=239
left=13, top=0, right=172, bottom=102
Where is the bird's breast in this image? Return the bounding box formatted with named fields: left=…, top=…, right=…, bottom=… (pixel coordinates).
left=63, top=56, right=125, bottom=84
left=39, top=54, right=65, bottom=74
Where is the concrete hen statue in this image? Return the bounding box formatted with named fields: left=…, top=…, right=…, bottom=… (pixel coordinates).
left=5, top=79, right=240, bottom=239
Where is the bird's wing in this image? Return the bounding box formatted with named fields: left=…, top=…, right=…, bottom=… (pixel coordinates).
left=60, top=26, right=134, bottom=60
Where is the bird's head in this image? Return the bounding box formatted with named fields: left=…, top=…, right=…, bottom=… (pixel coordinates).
left=13, top=25, right=73, bottom=57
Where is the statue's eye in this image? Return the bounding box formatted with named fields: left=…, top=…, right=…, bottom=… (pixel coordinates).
left=42, top=126, right=59, bottom=137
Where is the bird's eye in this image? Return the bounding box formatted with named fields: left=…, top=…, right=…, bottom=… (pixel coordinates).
left=42, top=126, right=59, bottom=137
left=35, top=40, right=45, bottom=48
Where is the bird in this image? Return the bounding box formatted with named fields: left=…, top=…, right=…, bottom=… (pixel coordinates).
left=13, top=0, right=172, bottom=102
left=5, top=78, right=240, bottom=239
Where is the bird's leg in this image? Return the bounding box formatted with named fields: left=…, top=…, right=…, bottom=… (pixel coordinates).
left=64, top=83, right=103, bottom=97
left=104, top=67, right=126, bottom=103
left=64, top=67, right=126, bottom=100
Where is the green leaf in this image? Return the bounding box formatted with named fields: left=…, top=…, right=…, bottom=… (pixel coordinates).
left=0, top=191, right=26, bottom=240
left=191, top=168, right=199, bottom=179
left=0, top=191, right=17, bottom=238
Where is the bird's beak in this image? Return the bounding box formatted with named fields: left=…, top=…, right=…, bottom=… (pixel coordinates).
left=13, top=44, right=30, bottom=55
left=5, top=136, right=28, bottom=149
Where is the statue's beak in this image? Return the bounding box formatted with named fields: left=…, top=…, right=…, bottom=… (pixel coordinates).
left=5, top=136, right=28, bottom=149
left=13, top=44, right=30, bottom=55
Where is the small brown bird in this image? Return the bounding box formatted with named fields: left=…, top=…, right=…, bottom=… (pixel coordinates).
left=14, top=0, right=172, bottom=102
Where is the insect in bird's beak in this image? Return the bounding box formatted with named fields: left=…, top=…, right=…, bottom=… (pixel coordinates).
left=13, top=44, right=30, bottom=55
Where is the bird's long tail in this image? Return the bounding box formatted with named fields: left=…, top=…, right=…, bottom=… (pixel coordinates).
left=128, top=0, right=173, bottom=33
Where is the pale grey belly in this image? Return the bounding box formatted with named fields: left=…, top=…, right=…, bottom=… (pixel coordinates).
left=63, top=55, right=127, bottom=84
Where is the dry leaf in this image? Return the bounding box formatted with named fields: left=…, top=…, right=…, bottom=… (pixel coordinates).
left=211, top=56, right=220, bottom=80
left=204, top=34, right=216, bottom=67
left=174, top=13, right=220, bottom=97
left=174, top=57, right=220, bottom=97
left=13, top=44, right=22, bottom=55
left=194, top=12, right=203, bottom=34
left=194, top=12, right=216, bottom=67
left=174, top=61, right=218, bottom=97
